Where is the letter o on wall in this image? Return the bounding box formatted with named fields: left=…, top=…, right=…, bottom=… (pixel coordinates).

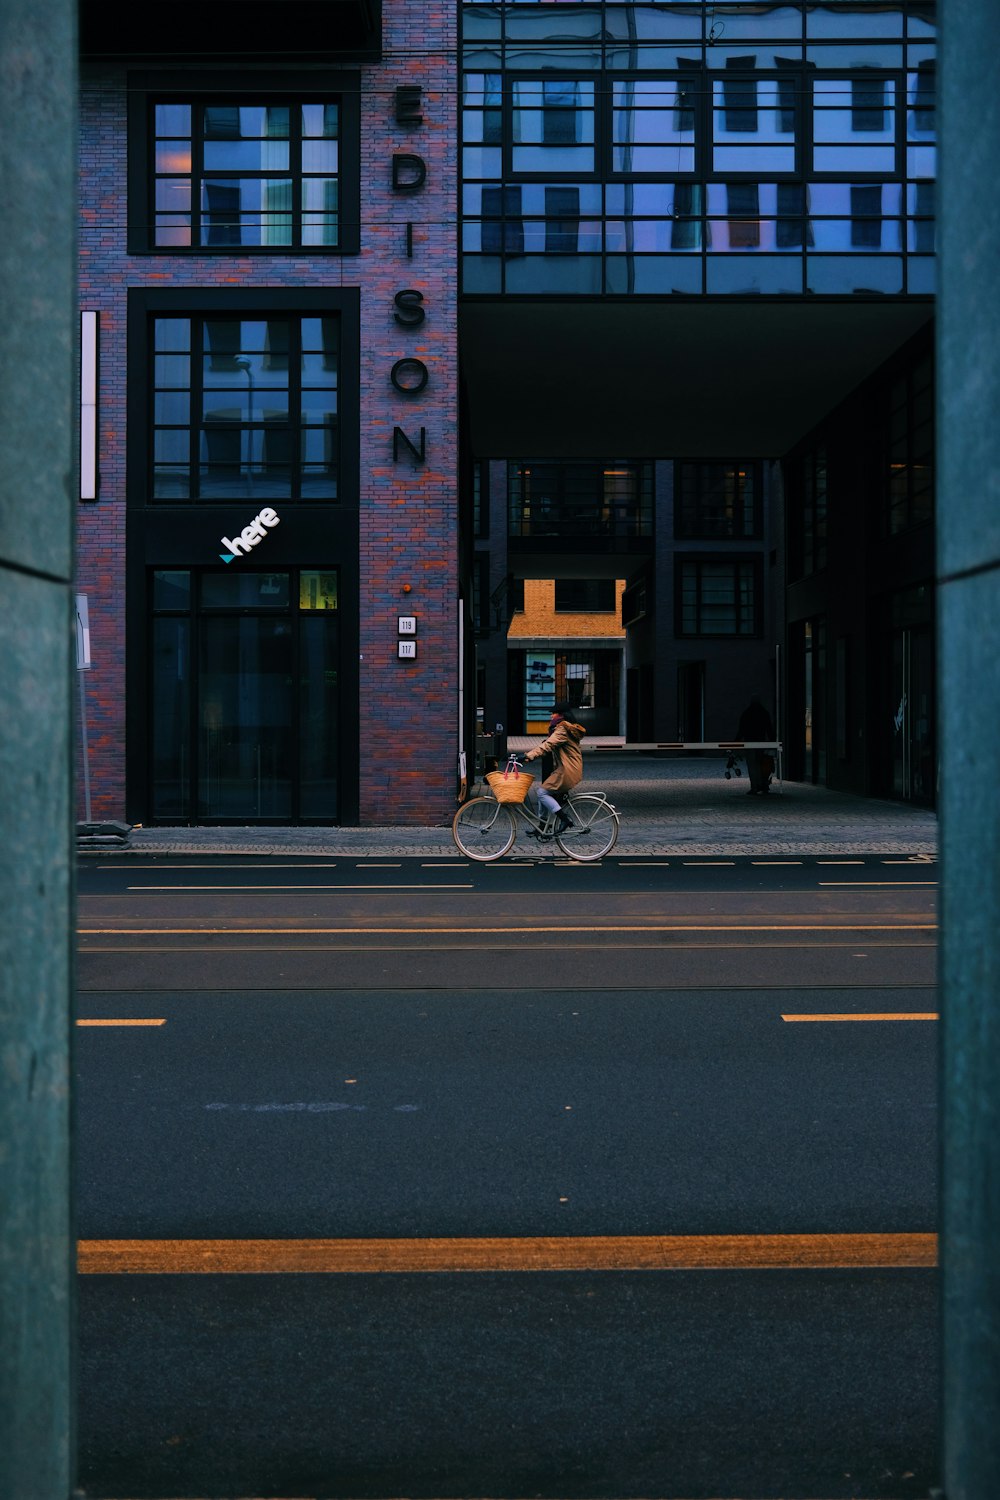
left=391, top=358, right=429, bottom=394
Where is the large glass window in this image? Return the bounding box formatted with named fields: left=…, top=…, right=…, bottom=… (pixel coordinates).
left=152, top=314, right=339, bottom=502
left=152, top=100, right=340, bottom=249
left=612, top=78, right=697, bottom=173
left=813, top=77, right=897, bottom=172
left=678, top=559, right=759, bottom=637
left=512, top=78, right=596, bottom=172
left=676, top=462, right=760, bottom=539
left=713, top=70, right=796, bottom=172
left=508, top=461, right=654, bottom=538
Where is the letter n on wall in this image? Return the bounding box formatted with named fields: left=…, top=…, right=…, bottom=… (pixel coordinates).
left=393, top=426, right=427, bottom=464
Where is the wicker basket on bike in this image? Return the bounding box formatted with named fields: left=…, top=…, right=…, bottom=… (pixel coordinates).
left=485, top=767, right=534, bottom=803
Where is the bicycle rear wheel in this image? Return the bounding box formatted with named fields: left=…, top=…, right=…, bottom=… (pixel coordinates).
left=452, top=797, right=516, bottom=861
left=556, top=793, right=619, bottom=861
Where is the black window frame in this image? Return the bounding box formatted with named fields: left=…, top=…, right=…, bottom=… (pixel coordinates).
left=127, top=287, right=360, bottom=510
left=507, top=460, right=654, bottom=539
left=128, top=70, right=361, bottom=256
left=675, top=556, right=762, bottom=639
left=675, top=461, right=762, bottom=541
left=554, top=579, right=618, bottom=613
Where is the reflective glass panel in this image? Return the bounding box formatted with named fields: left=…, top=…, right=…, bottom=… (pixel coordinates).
left=152, top=570, right=191, bottom=609
left=813, top=76, right=896, bottom=138
left=604, top=5, right=702, bottom=40
left=198, top=615, right=293, bottom=819
left=302, top=103, right=338, bottom=138
left=805, top=254, right=903, bottom=292
left=706, top=255, right=803, bottom=291
left=605, top=255, right=702, bottom=291
left=153, top=97, right=338, bottom=251
left=512, top=78, right=596, bottom=171
left=613, top=79, right=697, bottom=173
left=155, top=103, right=191, bottom=135
left=805, top=42, right=902, bottom=66
left=299, top=572, right=338, bottom=610
left=201, top=573, right=290, bottom=608
left=155, top=142, right=193, bottom=173
left=505, top=45, right=603, bottom=70
left=151, top=617, right=191, bottom=819
left=504, top=256, right=603, bottom=293
left=710, top=4, right=804, bottom=37
left=706, top=45, right=803, bottom=65
left=299, top=614, right=340, bottom=818
left=806, top=4, right=903, bottom=38
left=504, top=6, right=604, bottom=40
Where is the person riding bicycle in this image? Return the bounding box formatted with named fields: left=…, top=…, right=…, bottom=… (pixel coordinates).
left=523, top=701, right=586, bottom=834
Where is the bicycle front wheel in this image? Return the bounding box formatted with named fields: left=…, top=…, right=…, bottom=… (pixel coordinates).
left=556, top=794, right=619, bottom=861
left=452, top=797, right=516, bottom=861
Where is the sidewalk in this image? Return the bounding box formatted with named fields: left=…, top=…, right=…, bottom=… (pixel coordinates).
left=79, top=755, right=937, bottom=858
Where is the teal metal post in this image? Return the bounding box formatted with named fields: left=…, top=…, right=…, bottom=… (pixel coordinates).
left=939, top=3, right=1000, bottom=1495
left=0, top=0, right=77, bottom=1493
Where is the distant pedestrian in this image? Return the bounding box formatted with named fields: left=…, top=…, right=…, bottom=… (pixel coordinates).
left=738, top=694, right=774, bottom=795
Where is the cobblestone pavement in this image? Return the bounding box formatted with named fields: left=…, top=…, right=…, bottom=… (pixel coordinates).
left=83, top=756, right=937, bottom=858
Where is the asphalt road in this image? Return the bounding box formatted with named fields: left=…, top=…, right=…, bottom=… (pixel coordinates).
left=75, top=854, right=939, bottom=1500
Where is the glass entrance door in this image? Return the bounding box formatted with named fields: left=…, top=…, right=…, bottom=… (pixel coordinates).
left=199, top=614, right=293, bottom=819
left=150, top=567, right=341, bottom=823
left=890, top=622, right=935, bottom=805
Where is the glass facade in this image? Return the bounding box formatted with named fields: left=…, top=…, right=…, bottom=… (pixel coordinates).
left=462, top=1, right=935, bottom=294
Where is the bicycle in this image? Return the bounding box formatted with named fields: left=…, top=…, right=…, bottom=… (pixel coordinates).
left=452, top=754, right=620, bottom=862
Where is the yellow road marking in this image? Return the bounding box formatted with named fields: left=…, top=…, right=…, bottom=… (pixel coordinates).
left=76, top=1018, right=166, bottom=1027
left=78, top=922, right=938, bottom=936
left=782, top=1012, right=938, bottom=1022
left=77, top=1232, right=937, bottom=1275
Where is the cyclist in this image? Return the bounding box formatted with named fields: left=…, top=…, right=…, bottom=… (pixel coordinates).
left=523, top=701, right=586, bottom=834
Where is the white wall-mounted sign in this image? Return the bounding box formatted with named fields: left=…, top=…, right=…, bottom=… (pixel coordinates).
left=398, top=615, right=417, bottom=635
left=398, top=640, right=417, bottom=659
left=75, top=593, right=92, bottom=669
left=220, top=507, right=280, bottom=563
left=80, top=311, right=98, bottom=501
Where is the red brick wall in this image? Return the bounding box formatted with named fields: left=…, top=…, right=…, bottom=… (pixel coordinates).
left=357, top=0, right=459, bottom=824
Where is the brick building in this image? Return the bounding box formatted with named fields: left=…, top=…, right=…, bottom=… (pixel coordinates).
left=78, top=0, right=459, bottom=827
left=77, top=0, right=937, bottom=825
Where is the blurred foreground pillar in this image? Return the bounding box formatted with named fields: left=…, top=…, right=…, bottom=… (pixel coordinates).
left=0, top=0, right=77, bottom=1494
left=939, top=3, right=1000, bottom=1496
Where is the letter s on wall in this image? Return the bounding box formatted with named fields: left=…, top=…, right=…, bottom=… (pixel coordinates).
left=393, top=289, right=426, bottom=328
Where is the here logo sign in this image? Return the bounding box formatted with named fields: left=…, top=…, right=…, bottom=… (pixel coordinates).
left=220, top=507, right=280, bottom=563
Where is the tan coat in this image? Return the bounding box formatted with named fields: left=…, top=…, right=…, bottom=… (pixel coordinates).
left=526, top=718, right=586, bottom=793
